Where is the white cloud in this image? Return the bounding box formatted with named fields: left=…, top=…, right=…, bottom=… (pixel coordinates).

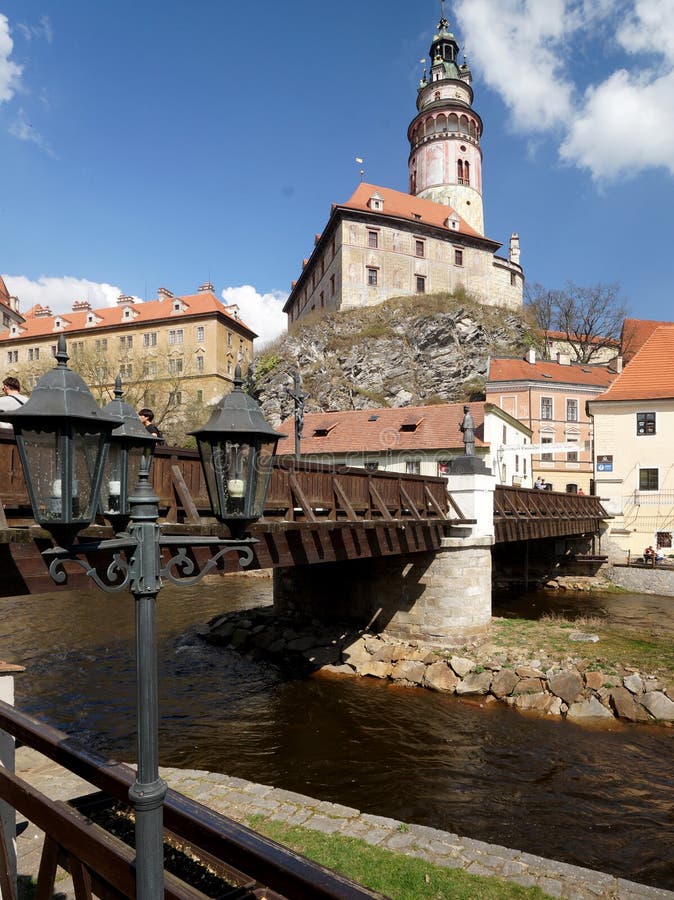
left=0, top=14, right=22, bottom=104
left=2, top=274, right=137, bottom=315
left=454, top=0, right=674, bottom=181
left=220, top=285, right=287, bottom=347
left=9, top=110, right=55, bottom=157
left=16, top=16, right=53, bottom=44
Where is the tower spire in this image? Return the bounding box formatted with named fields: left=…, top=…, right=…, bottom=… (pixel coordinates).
left=406, top=10, right=484, bottom=234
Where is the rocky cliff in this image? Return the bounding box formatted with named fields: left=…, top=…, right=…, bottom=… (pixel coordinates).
left=251, top=292, right=532, bottom=427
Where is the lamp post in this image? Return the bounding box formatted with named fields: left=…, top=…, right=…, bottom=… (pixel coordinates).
left=1, top=340, right=282, bottom=898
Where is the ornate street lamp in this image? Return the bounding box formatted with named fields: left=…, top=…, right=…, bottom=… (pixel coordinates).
left=0, top=335, right=121, bottom=539
left=100, top=375, right=158, bottom=527
left=1, top=344, right=279, bottom=899
left=190, top=365, right=283, bottom=535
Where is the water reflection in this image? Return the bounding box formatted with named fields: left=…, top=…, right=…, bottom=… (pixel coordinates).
left=1, top=579, right=673, bottom=889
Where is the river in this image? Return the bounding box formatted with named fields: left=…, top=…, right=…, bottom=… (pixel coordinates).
left=1, top=577, right=673, bottom=890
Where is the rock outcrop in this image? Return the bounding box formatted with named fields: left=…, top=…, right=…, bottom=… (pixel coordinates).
left=251, top=293, right=532, bottom=427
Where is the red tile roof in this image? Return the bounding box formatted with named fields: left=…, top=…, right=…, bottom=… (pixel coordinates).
left=278, top=403, right=489, bottom=454
left=621, top=317, right=673, bottom=364
left=0, top=291, right=255, bottom=340
left=340, top=182, right=486, bottom=240
left=594, top=325, right=674, bottom=401
left=0, top=276, right=10, bottom=306
left=487, top=356, right=616, bottom=388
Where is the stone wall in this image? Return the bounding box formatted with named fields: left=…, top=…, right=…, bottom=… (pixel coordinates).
left=606, top=563, right=674, bottom=597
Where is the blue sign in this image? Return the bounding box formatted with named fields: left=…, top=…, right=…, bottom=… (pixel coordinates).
left=597, top=454, right=613, bottom=472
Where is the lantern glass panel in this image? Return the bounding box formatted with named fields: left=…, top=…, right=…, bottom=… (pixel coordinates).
left=19, top=425, right=105, bottom=525
left=102, top=443, right=123, bottom=514
left=251, top=441, right=277, bottom=518
left=197, top=437, right=254, bottom=520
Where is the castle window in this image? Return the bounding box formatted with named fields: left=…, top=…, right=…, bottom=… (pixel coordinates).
left=366, top=267, right=378, bottom=287
left=566, top=399, right=579, bottom=422
left=415, top=239, right=425, bottom=258
left=464, top=161, right=470, bottom=185
left=541, top=397, right=553, bottom=420
left=541, top=436, right=553, bottom=462
left=367, top=230, right=378, bottom=249
left=143, top=332, right=158, bottom=348
left=454, top=248, right=464, bottom=266
left=415, top=275, right=426, bottom=294
left=196, top=326, right=205, bottom=342
left=7, top=350, right=18, bottom=364
left=434, top=91, right=440, bottom=101
left=457, top=159, right=463, bottom=182
left=639, top=468, right=658, bottom=491
left=196, top=355, right=204, bottom=372
left=510, top=272, right=517, bottom=286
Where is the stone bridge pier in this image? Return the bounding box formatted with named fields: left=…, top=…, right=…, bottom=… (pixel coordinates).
left=273, top=535, right=493, bottom=644
left=274, top=468, right=496, bottom=645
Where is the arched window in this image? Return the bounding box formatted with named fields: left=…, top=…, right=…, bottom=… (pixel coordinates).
left=425, top=119, right=434, bottom=137
left=437, top=113, right=447, bottom=132
left=469, top=120, right=477, bottom=139
left=457, top=159, right=464, bottom=183
left=434, top=91, right=441, bottom=102
left=464, top=161, right=470, bottom=185
left=459, top=115, right=469, bottom=134
left=448, top=114, right=458, bottom=132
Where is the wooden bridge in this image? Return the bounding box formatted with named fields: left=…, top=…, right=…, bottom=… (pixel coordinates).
left=0, top=436, right=608, bottom=596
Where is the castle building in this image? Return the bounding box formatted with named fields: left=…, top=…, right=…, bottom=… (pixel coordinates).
left=0, top=283, right=255, bottom=431
left=284, top=10, right=523, bottom=330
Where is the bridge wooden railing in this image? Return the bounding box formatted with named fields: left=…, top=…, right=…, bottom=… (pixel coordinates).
left=493, top=485, right=608, bottom=543
left=0, top=435, right=453, bottom=527
left=0, top=700, right=381, bottom=899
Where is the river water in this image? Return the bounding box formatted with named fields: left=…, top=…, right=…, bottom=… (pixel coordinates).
left=1, top=577, right=673, bottom=890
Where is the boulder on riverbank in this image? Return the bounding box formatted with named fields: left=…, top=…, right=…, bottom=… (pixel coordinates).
left=198, top=608, right=674, bottom=727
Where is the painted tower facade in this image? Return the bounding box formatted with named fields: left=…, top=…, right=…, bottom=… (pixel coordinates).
left=408, top=11, right=484, bottom=235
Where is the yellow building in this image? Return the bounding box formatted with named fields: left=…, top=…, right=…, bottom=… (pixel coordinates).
left=0, top=283, right=256, bottom=439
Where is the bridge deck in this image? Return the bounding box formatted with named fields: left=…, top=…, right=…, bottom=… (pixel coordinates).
left=0, top=437, right=607, bottom=594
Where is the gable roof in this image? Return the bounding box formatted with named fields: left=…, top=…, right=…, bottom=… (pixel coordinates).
left=621, top=317, right=673, bottom=364
left=277, top=403, right=492, bottom=454
left=0, top=291, right=256, bottom=341
left=340, top=182, right=486, bottom=241
left=593, top=325, right=674, bottom=401
left=487, top=356, right=616, bottom=389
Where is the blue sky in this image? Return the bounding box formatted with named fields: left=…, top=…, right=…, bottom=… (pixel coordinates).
left=1, top=0, right=673, bottom=344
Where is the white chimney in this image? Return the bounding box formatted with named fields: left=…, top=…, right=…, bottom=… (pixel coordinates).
left=526, top=347, right=536, bottom=364
left=556, top=352, right=571, bottom=366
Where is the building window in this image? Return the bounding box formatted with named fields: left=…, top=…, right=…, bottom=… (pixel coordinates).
left=657, top=532, right=672, bottom=549
left=196, top=326, right=205, bottom=342
left=415, top=239, right=425, bottom=258
left=196, top=389, right=203, bottom=403
left=367, top=267, right=378, bottom=287
left=168, top=329, right=184, bottom=346
left=510, top=272, right=517, bottom=286
left=405, top=460, right=421, bottom=475
left=7, top=350, right=18, bottom=364
left=227, top=332, right=233, bottom=348
left=119, top=335, right=133, bottom=351
left=415, top=275, right=426, bottom=294
left=143, top=332, right=158, bottom=348
left=168, top=391, right=182, bottom=405
left=566, top=437, right=579, bottom=462
left=367, top=230, right=378, bottom=249
left=541, top=436, right=553, bottom=462
left=28, top=348, right=39, bottom=361
left=120, top=363, right=132, bottom=379
left=196, top=355, right=204, bottom=372
left=168, top=358, right=183, bottom=374
left=143, top=360, right=157, bottom=377
left=566, top=399, right=578, bottom=422
left=637, top=412, right=656, bottom=435
left=330, top=274, right=335, bottom=296
left=94, top=339, right=107, bottom=353
left=454, top=248, right=463, bottom=266
left=320, top=291, right=325, bottom=307
left=541, top=397, right=553, bottom=420
left=639, top=468, right=659, bottom=491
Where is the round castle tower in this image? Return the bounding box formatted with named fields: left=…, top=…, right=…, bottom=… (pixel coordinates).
left=408, top=9, right=484, bottom=235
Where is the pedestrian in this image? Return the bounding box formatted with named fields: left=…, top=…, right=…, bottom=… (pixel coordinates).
left=138, top=407, right=162, bottom=440
left=534, top=476, right=545, bottom=489
left=0, top=376, right=29, bottom=430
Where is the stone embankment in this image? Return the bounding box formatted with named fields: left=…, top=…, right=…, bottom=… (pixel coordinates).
left=199, top=607, right=674, bottom=726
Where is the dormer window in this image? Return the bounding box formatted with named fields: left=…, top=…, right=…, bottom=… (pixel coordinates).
left=446, top=216, right=459, bottom=230
left=400, top=416, right=424, bottom=433
left=313, top=422, right=337, bottom=438
left=368, top=192, right=384, bottom=211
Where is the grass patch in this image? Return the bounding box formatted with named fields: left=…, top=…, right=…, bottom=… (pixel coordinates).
left=488, top=616, right=674, bottom=682
left=248, top=815, right=551, bottom=899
